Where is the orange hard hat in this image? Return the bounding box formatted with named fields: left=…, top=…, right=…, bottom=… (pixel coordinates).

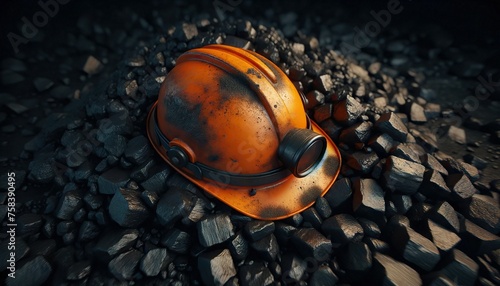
left=146, top=44, right=341, bottom=220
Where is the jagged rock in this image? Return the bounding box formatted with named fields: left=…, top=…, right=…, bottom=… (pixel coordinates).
left=322, top=214, right=364, bottom=245
left=251, top=234, right=279, bottom=261
left=324, top=177, right=352, bottom=213
left=428, top=201, right=460, bottom=233
left=460, top=220, right=500, bottom=255
left=375, top=112, right=409, bottom=142
left=419, top=219, right=461, bottom=252
left=97, top=168, right=129, bottom=195
left=54, top=190, right=83, bottom=220
left=197, top=213, right=234, bottom=247
left=161, top=228, right=192, bottom=254
left=372, top=252, right=422, bottom=286
left=420, top=170, right=452, bottom=199
left=433, top=249, right=478, bottom=286
left=244, top=221, right=275, bottom=242
left=198, top=249, right=236, bottom=286
left=446, top=173, right=477, bottom=201
left=94, top=228, right=139, bottom=261
left=108, top=249, right=142, bottom=281
left=67, top=260, right=92, bottom=280
left=140, top=248, right=170, bottom=277
left=239, top=262, right=274, bottom=286
left=383, top=156, right=425, bottom=194
left=391, top=225, right=440, bottom=271
left=156, top=188, right=195, bottom=226
left=309, top=265, right=338, bottom=286
left=109, top=189, right=150, bottom=228
left=228, top=232, right=249, bottom=261
left=340, top=242, right=372, bottom=281
left=352, top=178, right=385, bottom=225
left=465, top=194, right=500, bottom=234
left=291, top=228, right=332, bottom=262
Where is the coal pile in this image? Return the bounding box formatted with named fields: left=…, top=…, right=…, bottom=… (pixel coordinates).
left=1, top=1, right=500, bottom=285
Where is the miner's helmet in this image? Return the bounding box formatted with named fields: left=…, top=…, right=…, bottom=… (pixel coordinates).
left=146, top=44, right=341, bottom=220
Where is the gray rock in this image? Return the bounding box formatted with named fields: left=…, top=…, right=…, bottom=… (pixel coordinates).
left=6, top=256, right=51, bottom=286
left=448, top=126, right=466, bottom=144
left=198, top=249, right=236, bottom=286
left=313, top=74, right=333, bottom=93
left=67, top=260, right=91, bottom=280
left=372, top=252, right=422, bottom=286
left=109, top=189, right=149, bottom=228
left=434, top=249, right=478, bottom=286
left=460, top=219, right=500, bottom=255
left=239, top=262, right=274, bottom=286
left=54, top=190, right=83, bottom=220
left=173, top=23, right=198, bottom=41
left=140, top=248, right=170, bottom=277
left=322, top=214, right=364, bottom=245
left=446, top=173, right=477, bottom=201
left=339, top=121, right=372, bottom=147
left=244, top=220, right=275, bottom=242
left=375, top=112, right=409, bottom=142
left=368, top=133, right=395, bottom=157
left=94, top=228, right=139, bottom=261
left=97, top=168, right=129, bottom=194
left=291, top=228, right=332, bottom=262
left=197, top=213, right=234, bottom=247
left=408, top=102, right=427, bottom=123
left=332, top=96, right=364, bottom=126
left=140, top=165, right=171, bottom=193
left=391, top=143, right=421, bottom=163
left=383, top=156, right=425, bottom=194
left=420, top=170, right=451, bottom=199
left=156, top=188, right=195, bottom=226
left=108, top=249, right=142, bottom=281
left=428, top=201, right=460, bottom=233
left=420, top=219, right=461, bottom=252
left=345, top=151, right=380, bottom=174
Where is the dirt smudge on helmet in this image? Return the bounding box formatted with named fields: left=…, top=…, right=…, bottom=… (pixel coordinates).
left=299, top=186, right=323, bottom=206
left=259, top=205, right=289, bottom=219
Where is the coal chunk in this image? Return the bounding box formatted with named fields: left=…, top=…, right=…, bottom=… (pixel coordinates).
left=383, top=156, right=425, bottom=194
left=368, top=133, right=395, bottom=157
left=460, top=219, right=500, bottom=255
left=345, top=151, right=380, bottom=174
left=309, top=265, right=338, bottom=286
left=28, top=155, right=55, bottom=183
left=156, top=188, right=195, bottom=226
left=244, top=220, right=275, bottom=242
left=33, top=77, right=54, bottom=92
left=162, top=228, right=192, bottom=254
left=332, top=96, right=364, bottom=126
left=315, top=197, right=332, bottom=219
left=109, top=189, right=149, bottom=228
left=420, top=170, right=451, bottom=199
left=339, top=121, right=373, bottom=147
left=428, top=201, right=460, bottom=233
left=251, top=234, right=279, bottom=261
left=197, top=213, right=234, bottom=247
left=358, top=218, right=381, bottom=238
left=324, top=177, right=352, bottom=213
left=281, top=254, right=307, bottom=282
left=372, top=252, right=422, bottom=286
left=54, top=190, right=83, bottom=220
left=174, top=23, right=198, bottom=41
left=391, top=143, right=421, bottom=163
left=434, top=249, right=478, bottom=286
left=97, top=168, right=129, bottom=195
left=228, top=232, right=249, bottom=261
left=340, top=241, right=372, bottom=282
left=465, top=194, right=500, bottom=233
left=375, top=112, right=409, bottom=142
left=291, top=228, right=332, bottom=262
left=140, top=248, right=170, bottom=277
left=446, top=173, right=477, bottom=201
left=421, top=153, right=448, bottom=175
left=408, top=102, right=427, bottom=123
left=313, top=74, right=333, bottom=93
left=239, top=262, right=274, bottom=286
left=301, top=207, right=323, bottom=229
left=124, top=135, right=152, bottom=165
left=67, top=260, right=91, bottom=280
left=352, top=178, right=386, bottom=225
left=322, top=214, right=364, bottom=245
left=7, top=256, right=52, bottom=286
left=108, top=249, right=142, bottom=281
left=198, top=249, right=236, bottom=286
left=420, top=219, right=461, bottom=252
left=391, top=225, right=440, bottom=271
left=17, top=213, right=42, bottom=236
left=78, top=220, right=100, bottom=242
left=140, top=165, right=171, bottom=193
left=94, top=228, right=139, bottom=261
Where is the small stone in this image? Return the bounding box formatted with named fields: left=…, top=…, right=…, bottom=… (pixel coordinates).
left=141, top=165, right=171, bottom=193
left=198, top=249, right=236, bottom=286
left=333, top=96, right=364, bottom=126
left=83, top=55, right=103, bottom=75
left=345, top=151, right=380, bottom=174
left=368, top=133, right=395, bottom=157
left=391, top=143, right=421, bottom=163
left=339, top=121, right=373, bottom=147
left=428, top=201, right=460, bottom=233
left=447, top=126, right=467, bottom=144
left=304, top=90, right=325, bottom=109
left=109, top=189, right=150, bottom=228
left=463, top=154, right=488, bottom=170
left=156, top=188, right=195, bottom=226
left=291, top=228, right=332, bottom=262
left=108, top=249, right=142, bottom=281
left=161, top=228, right=192, bottom=254
left=54, top=190, right=83, bottom=220
left=391, top=224, right=440, bottom=271
left=239, top=262, right=274, bottom=286
left=375, top=112, right=409, bottom=142
left=78, top=220, right=100, bottom=242
left=372, top=252, right=422, bottom=286
left=174, top=23, right=198, bottom=41
left=352, top=178, right=385, bottom=225
left=94, top=228, right=139, bottom=261
left=309, top=265, right=338, bottom=286
left=383, top=156, right=425, bottom=194
left=322, top=214, right=364, bottom=245
left=323, top=177, right=352, bottom=213
left=459, top=161, right=480, bottom=182
left=97, top=168, right=129, bottom=195
left=465, top=194, right=500, bottom=233
left=140, top=248, right=170, bottom=277
left=313, top=74, right=333, bottom=93
left=251, top=234, right=279, bottom=261
left=33, top=77, right=54, bottom=92
left=244, top=220, right=275, bottom=242
left=67, top=260, right=91, bottom=280
left=446, top=173, right=477, bottom=201
left=434, top=249, right=478, bottom=286
left=197, top=213, right=234, bottom=247
left=421, top=153, right=448, bottom=175
left=408, top=102, right=427, bottom=123
left=7, top=256, right=51, bottom=286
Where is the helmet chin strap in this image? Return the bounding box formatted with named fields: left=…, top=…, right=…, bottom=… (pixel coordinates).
left=151, top=106, right=291, bottom=187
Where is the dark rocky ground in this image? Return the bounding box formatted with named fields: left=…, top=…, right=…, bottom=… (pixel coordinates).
left=1, top=0, right=500, bottom=285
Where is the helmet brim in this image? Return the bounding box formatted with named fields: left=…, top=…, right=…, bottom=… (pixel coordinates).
left=147, top=101, right=341, bottom=220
